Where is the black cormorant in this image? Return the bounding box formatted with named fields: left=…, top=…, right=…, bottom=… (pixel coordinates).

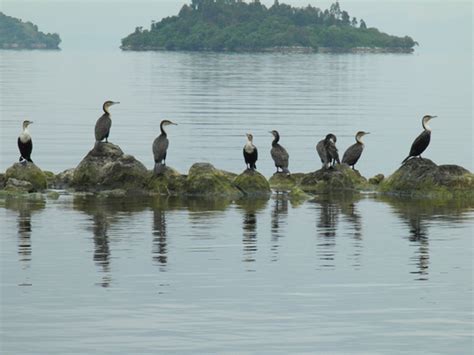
left=270, top=130, right=290, bottom=174
left=402, top=115, right=436, bottom=164
left=18, top=120, right=33, bottom=163
left=95, top=100, right=119, bottom=145
left=316, top=133, right=340, bottom=169
left=342, top=131, right=370, bottom=169
left=243, top=133, right=258, bottom=170
left=153, top=119, right=177, bottom=174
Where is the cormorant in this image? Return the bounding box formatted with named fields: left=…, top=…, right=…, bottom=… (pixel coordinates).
left=95, top=100, right=120, bottom=145
left=342, top=131, right=370, bottom=170
left=316, top=133, right=340, bottom=169
left=270, top=130, right=290, bottom=174
left=402, top=115, right=437, bottom=164
left=18, top=120, right=33, bottom=163
left=243, top=133, right=258, bottom=170
left=153, top=119, right=177, bottom=174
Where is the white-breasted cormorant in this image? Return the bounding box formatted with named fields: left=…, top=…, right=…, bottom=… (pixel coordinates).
left=243, top=133, right=258, bottom=170
left=402, top=115, right=436, bottom=164
left=95, top=100, right=120, bottom=145
left=18, top=120, right=33, bottom=163
left=270, top=130, right=290, bottom=174
left=316, top=133, right=340, bottom=169
left=153, top=119, right=177, bottom=174
left=342, top=131, right=370, bottom=169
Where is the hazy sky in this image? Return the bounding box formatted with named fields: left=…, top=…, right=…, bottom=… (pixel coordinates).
left=1, top=0, right=472, bottom=53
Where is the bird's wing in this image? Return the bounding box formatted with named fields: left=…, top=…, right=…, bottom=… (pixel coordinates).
left=342, top=143, right=363, bottom=164
left=316, top=141, right=327, bottom=163
left=254, top=146, right=258, bottom=160
left=153, top=136, right=169, bottom=162
left=409, top=130, right=430, bottom=156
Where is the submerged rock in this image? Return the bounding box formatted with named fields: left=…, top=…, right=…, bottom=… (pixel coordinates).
left=5, top=162, right=48, bottom=191
left=233, top=169, right=271, bottom=196
left=148, top=166, right=187, bottom=196
left=379, top=158, right=474, bottom=198
left=72, top=143, right=148, bottom=191
left=5, top=178, right=34, bottom=193
left=185, top=163, right=242, bottom=197
left=299, top=164, right=367, bottom=193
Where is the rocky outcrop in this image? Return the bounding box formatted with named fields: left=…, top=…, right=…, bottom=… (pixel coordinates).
left=72, top=143, right=149, bottom=192
left=185, top=163, right=242, bottom=197
left=299, top=164, right=368, bottom=193
left=233, top=169, right=271, bottom=196
left=379, top=158, right=474, bottom=198
left=5, top=162, right=48, bottom=191
left=268, top=172, right=304, bottom=190
left=148, top=166, right=187, bottom=196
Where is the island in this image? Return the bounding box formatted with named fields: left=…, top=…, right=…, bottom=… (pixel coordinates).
left=121, top=0, right=417, bottom=53
left=0, top=12, right=61, bottom=49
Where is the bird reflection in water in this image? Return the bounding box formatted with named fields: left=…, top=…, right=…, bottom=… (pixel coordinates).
left=17, top=208, right=33, bottom=269
left=271, top=192, right=288, bottom=262
left=91, top=211, right=112, bottom=287
left=407, top=216, right=429, bottom=280
left=152, top=209, right=168, bottom=271
left=314, top=198, right=339, bottom=269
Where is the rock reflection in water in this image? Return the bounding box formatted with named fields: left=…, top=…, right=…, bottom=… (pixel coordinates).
left=382, top=197, right=474, bottom=281
left=271, top=192, right=289, bottom=261
left=236, top=198, right=268, bottom=268
left=4, top=198, right=45, bottom=274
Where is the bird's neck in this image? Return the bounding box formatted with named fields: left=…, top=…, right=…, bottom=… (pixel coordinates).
left=422, top=120, right=431, bottom=132
left=272, top=135, right=279, bottom=147
left=22, top=127, right=30, bottom=135
left=160, top=122, right=167, bottom=136
left=103, top=104, right=109, bottom=115
left=356, top=135, right=364, bottom=144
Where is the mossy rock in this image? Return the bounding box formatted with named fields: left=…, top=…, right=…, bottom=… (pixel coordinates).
left=5, top=162, right=48, bottom=191
left=72, top=143, right=149, bottom=191
left=185, top=163, right=242, bottom=197
left=233, top=169, right=271, bottom=196
left=369, top=173, right=385, bottom=185
left=0, top=173, right=5, bottom=189
left=269, top=172, right=304, bottom=190
left=148, top=166, right=187, bottom=196
left=379, top=158, right=474, bottom=198
left=299, top=164, right=367, bottom=193
left=5, top=178, right=34, bottom=193
left=54, top=168, right=75, bottom=189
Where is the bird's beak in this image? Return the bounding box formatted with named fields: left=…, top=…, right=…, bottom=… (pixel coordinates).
left=431, top=115, right=437, bottom=119
left=268, top=131, right=273, bottom=134
left=30, top=121, right=34, bottom=124
left=172, top=122, right=178, bottom=126
left=113, top=101, right=120, bottom=105
left=365, top=132, right=370, bottom=135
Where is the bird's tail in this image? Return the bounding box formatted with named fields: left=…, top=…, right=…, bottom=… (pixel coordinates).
left=251, top=163, right=257, bottom=170
left=401, top=156, right=410, bottom=164
left=282, top=167, right=290, bottom=174
left=154, top=163, right=166, bottom=175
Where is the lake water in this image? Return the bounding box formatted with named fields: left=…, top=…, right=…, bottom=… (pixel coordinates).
left=0, top=49, right=473, bottom=353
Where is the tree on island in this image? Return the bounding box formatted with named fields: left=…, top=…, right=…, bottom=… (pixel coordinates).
left=121, top=1, right=417, bottom=52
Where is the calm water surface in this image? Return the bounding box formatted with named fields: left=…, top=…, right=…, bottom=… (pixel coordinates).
left=0, top=49, right=473, bottom=353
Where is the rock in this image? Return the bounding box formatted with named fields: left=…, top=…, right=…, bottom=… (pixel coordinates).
left=233, top=169, right=271, bottom=196
left=55, top=168, right=76, bottom=189
left=5, top=162, right=48, bottom=191
left=268, top=172, right=304, bottom=190
left=72, top=143, right=149, bottom=191
left=148, top=166, right=187, bottom=196
left=46, top=191, right=60, bottom=200
left=5, top=178, right=34, bottom=193
left=0, top=173, right=5, bottom=188
left=379, top=158, right=474, bottom=198
left=369, top=174, right=385, bottom=185
left=299, top=164, right=367, bottom=193
left=185, top=163, right=242, bottom=197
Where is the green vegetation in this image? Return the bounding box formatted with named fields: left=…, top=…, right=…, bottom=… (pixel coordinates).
left=121, top=0, right=417, bottom=52
left=0, top=12, right=61, bottom=49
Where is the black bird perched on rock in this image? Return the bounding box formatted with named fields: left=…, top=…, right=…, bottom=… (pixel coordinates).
left=153, top=119, right=177, bottom=174
left=243, top=133, right=258, bottom=170
left=342, top=131, right=370, bottom=170
left=95, top=100, right=120, bottom=145
left=270, top=130, right=290, bottom=174
left=402, top=115, right=437, bottom=164
left=18, top=120, right=33, bottom=163
left=316, top=133, right=340, bottom=169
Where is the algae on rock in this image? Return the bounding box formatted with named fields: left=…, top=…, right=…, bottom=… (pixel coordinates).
left=5, top=162, right=48, bottom=191
left=299, top=164, right=368, bottom=193
left=268, top=173, right=304, bottom=190
left=72, top=143, right=149, bottom=191
left=148, top=166, right=187, bottom=195
left=233, top=169, right=271, bottom=196
left=185, top=163, right=242, bottom=197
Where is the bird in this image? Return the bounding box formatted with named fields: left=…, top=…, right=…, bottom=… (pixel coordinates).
left=153, top=119, right=177, bottom=174
left=18, top=120, right=33, bottom=163
left=402, top=115, right=437, bottom=164
left=316, top=133, right=340, bottom=169
left=269, top=130, right=290, bottom=174
left=243, top=133, right=258, bottom=170
left=342, top=131, right=370, bottom=170
left=95, top=100, right=120, bottom=146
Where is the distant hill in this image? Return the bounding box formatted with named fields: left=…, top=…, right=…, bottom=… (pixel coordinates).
left=0, top=12, right=61, bottom=49
left=121, top=0, right=417, bottom=53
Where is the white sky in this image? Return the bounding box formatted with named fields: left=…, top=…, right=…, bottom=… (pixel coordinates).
left=0, top=0, right=472, bottom=53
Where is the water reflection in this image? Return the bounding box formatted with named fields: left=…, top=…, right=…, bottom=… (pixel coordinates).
left=73, top=195, right=150, bottom=287
left=271, top=192, right=289, bottom=262
left=152, top=209, right=168, bottom=270
left=381, top=196, right=474, bottom=281
left=312, top=194, right=363, bottom=269
left=235, top=198, right=268, bottom=268
left=4, top=198, right=45, bottom=273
